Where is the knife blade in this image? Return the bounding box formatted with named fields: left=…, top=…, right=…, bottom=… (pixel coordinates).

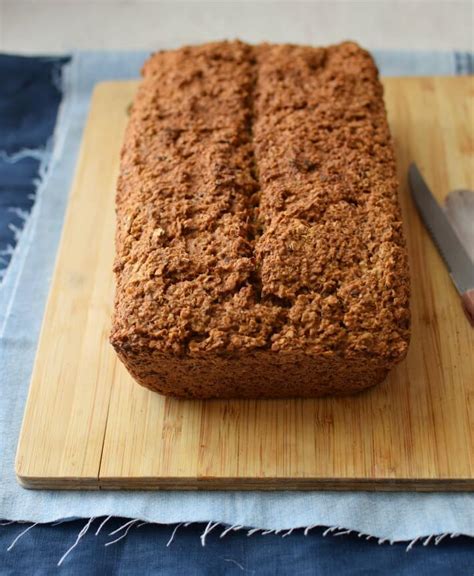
left=408, top=163, right=474, bottom=326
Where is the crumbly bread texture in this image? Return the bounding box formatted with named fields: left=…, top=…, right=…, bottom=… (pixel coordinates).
left=110, top=40, right=410, bottom=398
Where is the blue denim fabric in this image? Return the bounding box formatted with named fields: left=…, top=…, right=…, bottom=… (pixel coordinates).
left=0, top=55, right=67, bottom=277
left=0, top=519, right=473, bottom=575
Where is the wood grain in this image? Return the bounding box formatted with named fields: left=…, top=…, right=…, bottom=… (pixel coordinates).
left=16, top=77, right=474, bottom=491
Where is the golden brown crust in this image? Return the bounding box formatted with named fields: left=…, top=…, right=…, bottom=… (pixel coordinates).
left=110, top=40, right=410, bottom=398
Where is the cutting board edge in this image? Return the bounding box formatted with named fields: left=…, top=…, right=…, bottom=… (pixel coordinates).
left=16, top=473, right=474, bottom=492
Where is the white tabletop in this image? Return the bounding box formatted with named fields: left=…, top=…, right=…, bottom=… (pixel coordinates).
left=0, top=0, right=472, bottom=54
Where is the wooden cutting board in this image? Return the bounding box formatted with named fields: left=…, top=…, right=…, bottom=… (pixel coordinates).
left=15, top=77, right=474, bottom=491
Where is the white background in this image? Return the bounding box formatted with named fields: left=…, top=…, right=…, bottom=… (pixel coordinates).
left=0, top=0, right=472, bottom=53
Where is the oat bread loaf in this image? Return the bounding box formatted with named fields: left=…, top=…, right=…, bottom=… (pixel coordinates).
left=110, top=40, right=410, bottom=398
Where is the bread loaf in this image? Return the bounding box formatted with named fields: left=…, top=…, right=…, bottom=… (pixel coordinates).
left=110, top=41, right=410, bottom=398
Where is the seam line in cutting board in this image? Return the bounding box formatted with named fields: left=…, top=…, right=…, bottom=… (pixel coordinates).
left=97, top=359, right=117, bottom=489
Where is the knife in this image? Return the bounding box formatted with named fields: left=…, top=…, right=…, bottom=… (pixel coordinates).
left=408, top=163, right=474, bottom=326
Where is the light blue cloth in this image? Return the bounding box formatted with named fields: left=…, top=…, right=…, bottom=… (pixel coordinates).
left=1, top=51, right=473, bottom=540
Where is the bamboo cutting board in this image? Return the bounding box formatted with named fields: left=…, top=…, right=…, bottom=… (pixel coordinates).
left=16, top=77, right=474, bottom=491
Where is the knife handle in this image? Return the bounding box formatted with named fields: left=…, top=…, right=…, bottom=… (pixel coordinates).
left=461, top=289, right=474, bottom=327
